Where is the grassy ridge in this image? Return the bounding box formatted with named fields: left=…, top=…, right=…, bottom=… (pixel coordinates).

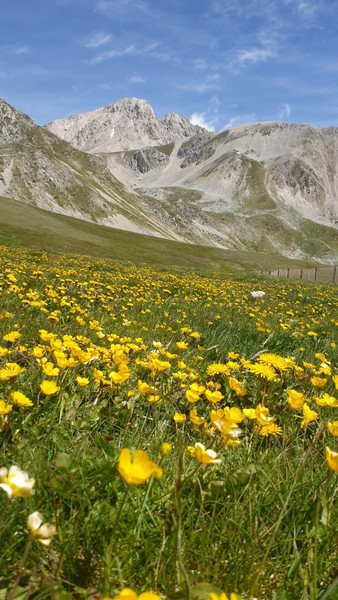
left=0, top=195, right=322, bottom=273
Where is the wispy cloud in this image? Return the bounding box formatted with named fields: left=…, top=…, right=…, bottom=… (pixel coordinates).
left=232, top=36, right=277, bottom=69
left=190, top=112, right=215, bottom=131
left=189, top=95, right=221, bottom=131
left=96, top=0, right=149, bottom=15
left=278, top=102, right=291, bottom=119
left=11, top=46, right=30, bottom=55
left=176, top=81, right=219, bottom=94
left=237, top=46, right=275, bottom=65
left=84, top=33, right=112, bottom=49
left=90, top=42, right=159, bottom=64
left=282, top=0, right=321, bottom=19
left=192, top=59, right=208, bottom=71
left=129, top=74, right=147, bottom=84
left=2, top=45, right=30, bottom=55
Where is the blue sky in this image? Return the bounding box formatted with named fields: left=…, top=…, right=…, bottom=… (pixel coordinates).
left=1, top=0, right=338, bottom=130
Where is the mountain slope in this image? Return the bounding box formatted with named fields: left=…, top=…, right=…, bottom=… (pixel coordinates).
left=94, top=121, right=338, bottom=262
left=0, top=98, right=179, bottom=239
left=2, top=97, right=338, bottom=263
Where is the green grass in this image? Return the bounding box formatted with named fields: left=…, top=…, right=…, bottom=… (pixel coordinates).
left=0, top=195, right=322, bottom=274
left=0, top=244, right=337, bottom=599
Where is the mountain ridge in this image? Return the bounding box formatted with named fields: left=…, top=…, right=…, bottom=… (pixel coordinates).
left=1, top=97, right=338, bottom=263
left=46, top=97, right=205, bottom=153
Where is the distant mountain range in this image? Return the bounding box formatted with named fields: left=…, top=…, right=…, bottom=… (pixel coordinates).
left=1, top=96, right=337, bottom=262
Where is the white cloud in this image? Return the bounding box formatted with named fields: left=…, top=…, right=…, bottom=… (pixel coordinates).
left=236, top=45, right=276, bottom=66
left=192, top=59, right=208, bottom=71
left=84, top=33, right=112, bottom=49
left=223, top=114, right=257, bottom=129
left=283, top=0, right=320, bottom=19
left=97, top=0, right=149, bottom=14
left=278, top=103, right=291, bottom=119
left=190, top=112, right=215, bottom=131
left=207, top=73, right=220, bottom=81
left=90, top=42, right=159, bottom=64
left=9, top=46, right=29, bottom=55
left=129, top=74, right=147, bottom=84
left=176, top=82, right=219, bottom=93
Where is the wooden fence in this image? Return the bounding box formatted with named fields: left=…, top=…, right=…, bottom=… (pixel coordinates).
left=260, top=266, right=337, bottom=284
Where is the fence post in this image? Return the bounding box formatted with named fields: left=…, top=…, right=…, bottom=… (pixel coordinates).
left=314, top=268, right=317, bottom=281
left=287, top=268, right=289, bottom=278
left=333, top=266, right=337, bottom=284
left=300, top=269, right=303, bottom=279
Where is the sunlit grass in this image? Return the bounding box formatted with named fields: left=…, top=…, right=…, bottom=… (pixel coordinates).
left=0, top=244, right=337, bottom=600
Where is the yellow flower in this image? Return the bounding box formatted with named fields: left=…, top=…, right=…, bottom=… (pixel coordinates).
left=173, top=412, right=186, bottom=423
left=118, top=449, right=162, bottom=485
left=137, top=380, right=157, bottom=395
left=0, top=400, right=13, bottom=415
left=243, top=408, right=257, bottom=419
left=3, top=331, right=21, bottom=343
left=311, top=376, right=327, bottom=388
left=0, top=466, right=35, bottom=497
left=189, top=408, right=205, bottom=428
left=160, top=442, right=172, bottom=456
left=287, top=389, right=306, bottom=409
left=315, top=393, right=338, bottom=407
left=41, top=361, right=60, bottom=377
left=301, top=403, right=319, bottom=428
left=206, top=363, right=230, bottom=376
left=248, top=363, right=278, bottom=381
left=40, top=380, right=60, bottom=395
left=328, top=421, right=338, bottom=436
left=10, top=391, right=33, bottom=407
left=176, top=341, right=188, bottom=349
left=205, top=390, right=224, bottom=404
left=0, top=362, right=25, bottom=380
left=109, top=367, right=130, bottom=385
left=191, top=442, right=222, bottom=465
left=228, top=377, right=247, bottom=397
left=107, top=589, right=161, bottom=600
left=147, top=394, right=161, bottom=404
left=259, top=423, right=283, bottom=437
left=27, top=511, right=56, bottom=546
left=76, top=376, right=90, bottom=387
left=325, top=447, right=338, bottom=472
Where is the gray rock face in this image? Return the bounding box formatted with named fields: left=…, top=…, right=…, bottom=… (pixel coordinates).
left=126, top=147, right=169, bottom=174
left=0, top=98, right=36, bottom=143
left=46, top=97, right=205, bottom=153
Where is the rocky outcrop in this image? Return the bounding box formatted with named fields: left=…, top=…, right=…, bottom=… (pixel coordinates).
left=126, top=147, right=169, bottom=174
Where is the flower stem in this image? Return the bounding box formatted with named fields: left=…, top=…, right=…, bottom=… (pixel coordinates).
left=0, top=495, right=9, bottom=530
left=174, top=452, right=190, bottom=600
left=104, top=486, right=129, bottom=595
left=7, top=538, right=32, bottom=600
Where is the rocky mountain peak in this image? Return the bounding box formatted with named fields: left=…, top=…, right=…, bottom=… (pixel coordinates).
left=0, top=98, right=36, bottom=144
left=45, top=97, right=205, bottom=153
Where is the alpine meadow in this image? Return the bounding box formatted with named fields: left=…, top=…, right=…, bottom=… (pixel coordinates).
left=0, top=242, right=337, bottom=600
left=3, top=0, right=338, bottom=596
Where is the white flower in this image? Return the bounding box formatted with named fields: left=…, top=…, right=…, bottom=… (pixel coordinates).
left=27, top=511, right=56, bottom=546
left=0, top=466, right=35, bottom=498
left=250, top=290, right=265, bottom=298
